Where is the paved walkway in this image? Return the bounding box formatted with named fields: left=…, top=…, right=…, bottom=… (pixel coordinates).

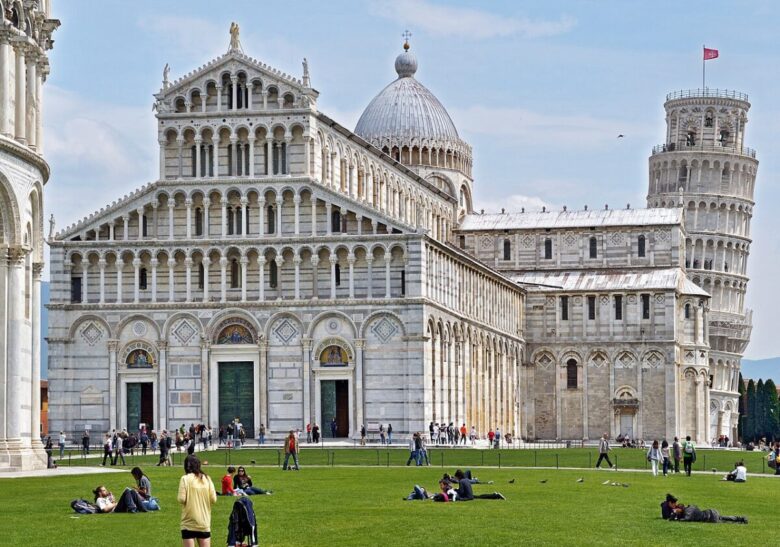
left=0, top=466, right=124, bottom=479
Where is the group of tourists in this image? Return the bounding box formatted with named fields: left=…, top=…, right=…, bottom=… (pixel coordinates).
left=596, top=433, right=701, bottom=477
left=217, top=421, right=246, bottom=447
left=405, top=469, right=505, bottom=502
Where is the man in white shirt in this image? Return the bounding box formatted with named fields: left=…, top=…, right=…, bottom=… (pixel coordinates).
left=724, top=461, right=747, bottom=483
left=58, top=431, right=66, bottom=459
left=112, top=435, right=126, bottom=466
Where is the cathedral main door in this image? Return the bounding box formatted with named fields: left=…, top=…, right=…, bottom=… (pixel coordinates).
left=126, top=383, right=153, bottom=433
left=218, top=362, right=255, bottom=437
left=320, top=380, right=349, bottom=437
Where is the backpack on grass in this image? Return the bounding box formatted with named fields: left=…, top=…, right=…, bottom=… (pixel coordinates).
left=227, top=496, right=258, bottom=547
left=71, top=499, right=99, bottom=514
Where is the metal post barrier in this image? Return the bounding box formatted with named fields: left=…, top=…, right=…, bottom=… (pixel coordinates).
left=331, top=451, right=335, bottom=467
left=556, top=454, right=559, bottom=469
left=277, top=450, right=280, bottom=468
left=498, top=453, right=501, bottom=469
left=387, top=452, right=390, bottom=467
left=702, top=453, right=706, bottom=472
left=534, top=450, right=537, bottom=467
left=376, top=450, right=380, bottom=466
left=589, top=453, right=592, bottom=468
left=481, top=451, right=484, bottom=466
left=615, top=454, right=618, bottom=471
left=440, top=451, right=444, bottom=468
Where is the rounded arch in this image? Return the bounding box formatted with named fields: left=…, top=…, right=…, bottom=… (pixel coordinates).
left=359, top=310, right=408, bottom=338
left=120, top=339, right=158, bottom=368
left=67, top=314, right=112, bottom=341
left=206, top=308, right=262, bottom=342
left=113, top=313, right=161, bottom=340
left=162, top=311, right=204, bottom=340
left=306, top=310, right=358, bottom=339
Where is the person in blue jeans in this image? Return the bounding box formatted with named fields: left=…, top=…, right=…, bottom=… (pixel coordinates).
left=387, top=424, right=393, bottom=445
left=406, top=433, right=419, bottom=466
left=283, top=431, right=300, bottom=470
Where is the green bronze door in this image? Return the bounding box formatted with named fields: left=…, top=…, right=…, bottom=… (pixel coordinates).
left=218, top=362, right=254, bottom=437
left=126, top=383, right=153, bottom=432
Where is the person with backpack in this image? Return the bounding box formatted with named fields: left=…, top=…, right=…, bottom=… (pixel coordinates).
left=140, top=431, right=149, bottom=455
left=227, top=496, right=259, bottom=546
left=178, top=455, right=217, bottom=546
left=82, top=430, right=90, bottom=456
left=769, top=442, right=780, bottom=475
left=101, top=433, right=112, bottom=466
left=682, top=436, right=696, bottom=476
left=672, top=437, right=682, bottom=473
left=283, top=430, right=300, bottom=470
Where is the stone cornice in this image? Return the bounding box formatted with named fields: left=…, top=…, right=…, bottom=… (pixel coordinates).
left=0, top=134, right=49, bottom=181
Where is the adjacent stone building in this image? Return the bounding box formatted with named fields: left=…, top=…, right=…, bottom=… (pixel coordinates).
left=0, top=1, right=58, bottom=470
left=47, top=32, right=758, bottom=444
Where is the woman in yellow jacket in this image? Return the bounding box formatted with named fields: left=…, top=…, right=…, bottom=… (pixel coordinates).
left=178, top=455, right=217, bottom=546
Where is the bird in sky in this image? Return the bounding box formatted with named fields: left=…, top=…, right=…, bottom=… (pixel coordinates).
left=617, top=134, right=625, bottom=138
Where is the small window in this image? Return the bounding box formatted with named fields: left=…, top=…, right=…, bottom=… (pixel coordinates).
left=686, top=131, right=696, bottom=146
left=401, top=270, right=406, bottom=296
left=195, top=207, right=203, bottom=236
left=230, top=259, right=240, bottom=288
left=719, top=130, right=729, bottom=146
left=503, top=239, right=511, bottom=260
left=267, top=205, right=275, bottom=234
left=678, top=166, right=688, bottom=183
left=269, top=261, right=278, bottom=288
left=704, top=113, right=713, bottom=128
left=331, top=210, right=342, bottom=233
left=227, top=208, right=235, bottom=236
left=566, top=359, right=578, bottom=389
left=191, top=146, right=197, bottom=177
left=684, top=303, right=690, bottom=319
left=142, top=215, right=148, bottom=238
left=139, top=268, right=148, bottom=290
left=236, top=207, right=243, bottom=235
left=589, top=237, right=597, bottom=259
left=335, top=263, right=341, bottom=286
left=641, top=294, right=650, bottom=320
left=544, top=238, right=553, bottom=260
left=709, top=375, right=714, bottom=388
left=459, top=235, right=465, bottom=249
left=198, top=263, right=204, bottom=289
left=614, top=295, right=623, bottom=320
left=587, top=296, right=596, bottom=320
left=70, top=277, right=82, bottom=303
left=638, top=235, right=646, bottom=257
left=560, top=296, right=569, bottom=321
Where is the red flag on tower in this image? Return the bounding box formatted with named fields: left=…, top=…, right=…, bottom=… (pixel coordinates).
left=703, top=47, right=719, bottom=60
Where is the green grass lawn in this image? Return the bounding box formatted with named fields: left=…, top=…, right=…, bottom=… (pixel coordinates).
left=3, top=452, right=778, bottom=546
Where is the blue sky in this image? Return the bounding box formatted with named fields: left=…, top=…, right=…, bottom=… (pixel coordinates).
left=42, top=0, right=779, bottom=358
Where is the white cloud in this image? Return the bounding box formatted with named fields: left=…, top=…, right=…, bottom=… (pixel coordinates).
left=373, top=0, right=575, bottom=39
left=452, top=105, right=646, bottom=149
left=475, top=192, right=555, bottom=215
left=137, top=15, right=225, bottom=59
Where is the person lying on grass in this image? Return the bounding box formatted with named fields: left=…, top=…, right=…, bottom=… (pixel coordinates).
left=92, top=485, right=148, bottom=513
left=447, top=469, right=505, bottom=501
left=431, top=479, right=457, bottom=502
left=664, top=497, right=747, bottom=524
left=442, top=469, right=493, bottom=485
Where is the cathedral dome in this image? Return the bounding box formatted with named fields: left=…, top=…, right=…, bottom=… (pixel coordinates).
left=355, top=46, right=460, bottom=144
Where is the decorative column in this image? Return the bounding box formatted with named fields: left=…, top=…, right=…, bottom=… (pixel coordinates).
left=240, top=257, right=248, bottom=302
left=202, top=258, right=210, bottom=302
left=194, top=137, right=202, bottom=178
left=356, top=215, right=363, bottom=236
left=122, top=216, right=129, bottom=241
left=311, top=257, right=319, bottom=300
left=385, top=255, right=391, bottom=298
left=184, top=258, right=192, bottom=302
left=176, top=137, right=184, bottom=178
left=293, top=195, right=301, bottom=235
left=355, top=339, right=365, bottom=431
left=132, top=258, right=141, bottom=303
left=266, top=138, right=273, bottom=175
left=109, top=221, right=115, bottom=241
left=203, top=199, right=210, bottom=237
left=150, top=258, right=158, bottom=303
left=201, top=341, right=210, bottom=424
left=258, top=197, right=265, bottom=237
left=311, top=194, right=318, bottom=236
left=13, top=42, right=25, bottom=143
left=0, top=37, right=10, bottom=136
left=82, top=261, right=89, bottom=304
left=116, top=262, right=123, bottom=304
left=219, top=257, right=227, bottom=302
left=168, top=260, right=175, bottom=302
left=240, top=197, right=248, bottom=236
left=246, top=82, right=254, bottom=110
left=215, top=84, right=222, bottom=111
left=248, top=137, right=255, bottom=177
left=167, top=202, right=175, bottom=240
left=257, top=257, right=266, bottom=301
left=156, top=138, right=165, bottom=177
left=325, top=202, right=332, bottom=235
left=25, top=56, right=36, bottom=148
left=276, top=203, right=282, bottom=237
left=366, top=257, right=373, bottom=298
left=108, top=341, right=119, bottom=431
left=304, top=136, right=311, bottom=176
left=284, top=137, right=292, bottom=175
left=302, top=339, right=312, bottom=427
left=185, top=199, right=192, bottom=239
left=151, top=203, right=159, bottom=239
left=220, top=198, right=227, bottom=239
left=347, top=254, right=355, bottom=298
left=98, top=259, right=106, bottom=303
left=259, top=342, right=268, bottom=428
left=230, top=76, right=238, bottom=110
left=4, top=250, right=25, bottom=443
left=136, top=208, right=145, bottom=240
left=293, top=256, right=301, bottom=299
left=157, top=341, right=168, bottom=431
left=329, top=255, right=337, bottom=299
left=30, top=263, right=43, bottom=446
left=262, top=90, right=268, bottom=109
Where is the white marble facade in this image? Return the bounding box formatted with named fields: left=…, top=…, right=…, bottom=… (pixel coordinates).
left=0, top=1, right=58, bottom=470
left=47, top=34, right=757, bottom=444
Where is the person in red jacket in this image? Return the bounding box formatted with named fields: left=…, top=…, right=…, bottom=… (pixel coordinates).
left=487, top=429, right=495, bottom=446
left=220, top=466, right=238, bottom=495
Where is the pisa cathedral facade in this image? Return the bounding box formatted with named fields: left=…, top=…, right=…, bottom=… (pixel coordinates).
left=47, top=34, right=757, bottom=444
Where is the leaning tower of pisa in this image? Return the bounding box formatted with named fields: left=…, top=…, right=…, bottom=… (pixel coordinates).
left=647, top=89, right=758, bottom=442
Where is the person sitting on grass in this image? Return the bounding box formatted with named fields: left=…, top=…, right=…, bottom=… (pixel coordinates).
left=723, top=461, right=747, bottom=483
left=432, top=479, right=456, bottom=502
left=449, top=469, right=505, bottom=500
left=233, top=466, right=272, bottom=495
left=670, top=503, right=747, bottom=524
left=93, top=485, right=148, bottom=513
left=220, top=466, right=240, bottom=496
left=443, top=469, right=493, bottom=485
left=129, top=467, right=158, bottom=511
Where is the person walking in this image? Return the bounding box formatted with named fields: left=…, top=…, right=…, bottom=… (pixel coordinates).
left=330, top=418, right=338, bottom=439
left=312, top=423, right=320, bottom=444
left=101, top=434, right=112, bottom=466
left=647, top=440, right=662, bottom=477
left=771, top=442, right=780, bottom=476
left=460, top=424, right=468, bottom=445
left=113, top=434, right=126, bottom=466
left=470, top=426, right=477, bottom=446
left=672, top=437, right=682, bottom=474
left=257, top=423, right=266, bottom=445
left=283, top=430, right=300, bottom=470
left=406, top=433, right=419, bottom=466
left=682, top=436, right=696, bottom=476
left=58, top=431, right=66, bottom=459
left=595, top=433, right=613, bottom=469
left=82, top=430, right=91, bottom=456
left=306, top=422, right=312, bottom=444
left=387, top=423, right=393, bottom=445
left=661, top=440, right=671, bottom=476
left=360, top=424, right=366, bottom=446
left=178, top=455, right=217, bottom=547
left=45, top=436, right=55, bottom=468
left=157, top=430, right=170, bottom=467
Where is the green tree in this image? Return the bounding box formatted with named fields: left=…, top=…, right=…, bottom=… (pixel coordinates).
left=745, top=379, right=756, bottom=441
left=763, top=379, right=780, bottom=440
left=756, top=379, right=766, bottom=440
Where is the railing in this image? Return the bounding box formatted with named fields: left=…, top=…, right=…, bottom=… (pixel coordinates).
left=666, top=89, right=749, bottom=102
left=651, top=142, right=756, bottom=158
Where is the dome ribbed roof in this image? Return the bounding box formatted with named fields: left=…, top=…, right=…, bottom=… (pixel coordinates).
left=355, top=49, right=460, bottom=143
